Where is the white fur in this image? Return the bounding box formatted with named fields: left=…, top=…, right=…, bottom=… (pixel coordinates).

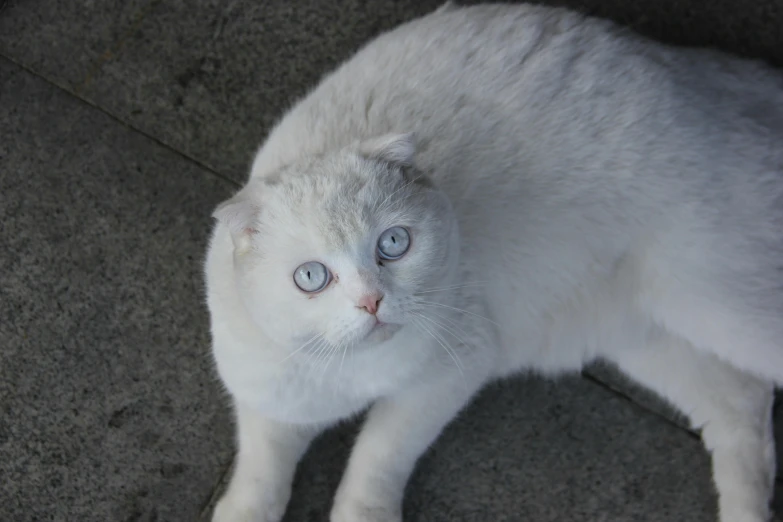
left=206, top=3, right=783, bottom=521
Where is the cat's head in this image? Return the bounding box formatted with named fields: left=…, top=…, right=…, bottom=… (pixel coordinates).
left=213, top=133, right=459, bottom=351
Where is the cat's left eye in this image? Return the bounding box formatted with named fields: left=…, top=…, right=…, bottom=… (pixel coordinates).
left=377, top=226, right=411, bottom=260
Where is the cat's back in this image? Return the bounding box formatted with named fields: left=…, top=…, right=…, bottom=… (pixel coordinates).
left=251, top=2, right=632, bottom=175
left=252, top=2, right=783, bottom=190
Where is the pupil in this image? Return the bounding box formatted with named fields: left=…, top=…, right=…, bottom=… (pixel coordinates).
left=392, top=236, right=396, bottom=244
left=307, top=270, right=311, bottom=279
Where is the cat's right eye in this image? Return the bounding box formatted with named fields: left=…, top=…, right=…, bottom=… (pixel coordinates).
left=293, top=261, right=331, bottom=293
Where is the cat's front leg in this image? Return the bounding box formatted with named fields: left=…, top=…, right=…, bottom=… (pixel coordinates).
left=330, top=369, right=489, bottom=522
left=212, top=400, right=320, bottom=522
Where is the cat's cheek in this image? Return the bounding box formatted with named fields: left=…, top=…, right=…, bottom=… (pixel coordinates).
left=246, top=299, right=310, bottom=346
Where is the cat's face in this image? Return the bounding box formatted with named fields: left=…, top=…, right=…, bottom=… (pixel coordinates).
left=214, top=134, right=459, bottom=352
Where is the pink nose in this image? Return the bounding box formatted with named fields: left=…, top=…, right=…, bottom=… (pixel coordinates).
left=357, top=293, right=383, bottom=315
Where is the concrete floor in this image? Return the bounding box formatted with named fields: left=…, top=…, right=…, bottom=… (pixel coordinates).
left=2, top=1, right=783, bottom=521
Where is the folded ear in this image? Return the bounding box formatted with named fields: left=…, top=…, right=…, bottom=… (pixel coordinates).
left=357, top=132, right=416, bottom=168
left=212, top=183, right=262, bottom=252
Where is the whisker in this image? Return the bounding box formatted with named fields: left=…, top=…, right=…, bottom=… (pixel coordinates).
left=412, top=312, right=467, bottom=374
left=276, top=333, right=323, bottom=364
left=304, top=338, right=332, bottom=380
left=305, top=337, right=329, bottom=364
left=415, top=299, right=499, bottom=326
left=319, top=341, right=343, bottom=384
left=338, top=341, right=349, bottom=378
left=411, top=314, right=465, bottom=378
left=418, top=307, right=475, bottom=348
left=313, top=344, right=331, bottom=384
left=416, top=282, right=488, bottom=294
left=332, top=340, right=355, bottom=393
left=350, top=343, right=356, bottom=381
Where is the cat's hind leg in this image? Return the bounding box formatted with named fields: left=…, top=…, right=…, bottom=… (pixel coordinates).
left=603, top=327, right=776, bottom=522
left=634, top=233, right=783, bottom=386
left=649, top=284, right=783, bottom=387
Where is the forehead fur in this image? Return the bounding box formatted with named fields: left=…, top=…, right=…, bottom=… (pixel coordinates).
left=259, top=153, right=418, bottom=251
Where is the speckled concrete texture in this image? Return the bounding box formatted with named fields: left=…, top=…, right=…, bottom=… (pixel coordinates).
left=0, top=0, right=448, bottom=181
left=0, top=57, right=235, bottom=522
left=2, top=0, right=783, bottom=521
left=1, top=0, right=782, bottom=183
left=0, top=0, right=153, bottom=89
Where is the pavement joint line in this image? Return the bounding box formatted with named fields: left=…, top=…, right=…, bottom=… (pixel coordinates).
left=0, top=53, right=242, bottom=189
left=198, top=457, right=235, bottom=520
left=580, top=371, right=701, bottom=441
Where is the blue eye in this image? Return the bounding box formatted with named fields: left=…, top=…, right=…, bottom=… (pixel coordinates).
left=377, top=226, right=411, bottom=260
left=293, top=262, right=330, bottom=292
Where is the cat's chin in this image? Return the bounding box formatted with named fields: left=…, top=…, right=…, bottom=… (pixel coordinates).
left=364, top=321, right=403, bottom=344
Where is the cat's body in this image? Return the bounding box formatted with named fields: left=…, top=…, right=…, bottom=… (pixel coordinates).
left=206, top=3, right=783, bottom=522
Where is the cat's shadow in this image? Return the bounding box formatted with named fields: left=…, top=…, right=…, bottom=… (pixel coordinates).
left=771, top=391, right=783, bottom=518
left=280, top=375, right=782, bottom=522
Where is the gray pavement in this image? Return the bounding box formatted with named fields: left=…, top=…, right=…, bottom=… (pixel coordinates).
left=2, top=1, right=783, bottom=521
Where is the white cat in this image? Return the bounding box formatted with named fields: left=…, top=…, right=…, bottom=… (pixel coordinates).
left=205, top=2, right=783, bottom=521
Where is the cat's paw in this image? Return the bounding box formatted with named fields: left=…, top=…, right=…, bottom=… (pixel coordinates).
left=211, top=489, right=287, bottom=522
left=717, top=502, right=770, bottom=522
left=330, top=497, right=402, bottom=522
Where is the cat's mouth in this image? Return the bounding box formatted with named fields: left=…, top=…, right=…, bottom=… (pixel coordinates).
left=364, top=318, right=401, bottom=343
